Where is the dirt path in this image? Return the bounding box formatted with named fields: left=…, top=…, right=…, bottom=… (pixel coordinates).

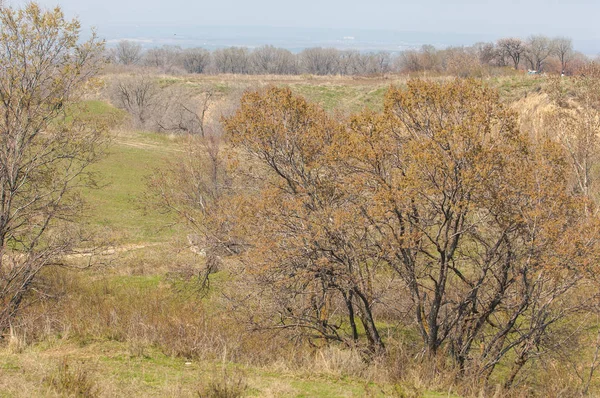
left=66, top=242, right=163, bottom=259
left=114, top=139, right=185, bottom=152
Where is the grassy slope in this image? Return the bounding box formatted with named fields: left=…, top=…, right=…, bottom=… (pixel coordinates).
left=80, top=130, right=182, bottom=244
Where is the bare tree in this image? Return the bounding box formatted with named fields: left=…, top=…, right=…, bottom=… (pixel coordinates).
left=109, top=73, right=216, bottom=136
left=143, top=45, right=182, bottom=73
left=474, top=42, right=504, bottom=66
left=368, top=51, right=391, bottom=75
left=299, top=47, right=340, bottom=75
left=0, top=3, right=106, bottom=333
left=250, top=45, right=278, bottom=74
left=397, top=49, right=424, bottom=72
left=338, top=50, right=355, bottom=75
left=250, top=45, right=296, bottom=75
left=421, top=45, right=442, bottom=71
left=525, top=35, right=554, bottom=72
left=442, top=46, right=481, bottom=77
left=156, top=87, right=214, bottom=136
left=497, top=37, right=525, bottom=69
left=213, top=47, right=250, bottom=74
left=553, top=37, right=574, bottom=74
left=115, top=40, right=143, bottom=65
left=181, top=48, right=211, bottom=74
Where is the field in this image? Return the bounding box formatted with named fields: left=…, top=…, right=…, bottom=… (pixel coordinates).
left=0, top=72, right=568, bottom=397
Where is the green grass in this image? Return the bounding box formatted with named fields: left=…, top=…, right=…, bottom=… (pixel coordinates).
left=157, top=76, right=183, bottom=87
left=81, top=100, right=126, bottom=117
left=289, top=83, right=389, bottom=113
left=70, top=99, right=128, bottom=127
left=57, top=99, right=182, bottom=244
left=79, top=131, right=181, bottom=244
left=488, top=74, right=546, bottom=102
left=107, top=274, right=163, bottom=290
left=137, top=73, right=395, bottom=114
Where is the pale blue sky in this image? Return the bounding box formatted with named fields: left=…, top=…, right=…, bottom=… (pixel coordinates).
left=7, top=0, right=600, bottom=51
left=8, top=0, right=598, bottom=38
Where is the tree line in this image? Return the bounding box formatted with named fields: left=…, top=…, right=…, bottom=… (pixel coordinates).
left=110, top=35, right=585, bottom=76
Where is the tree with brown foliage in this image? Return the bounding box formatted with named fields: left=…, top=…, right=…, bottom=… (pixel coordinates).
left=339, top=80, right=599, bottom=383
left=158, top=79, right=600, bottom=388
left=547, top=63, right=600, bottom=202
left=223, top=87, right=386, bottom=352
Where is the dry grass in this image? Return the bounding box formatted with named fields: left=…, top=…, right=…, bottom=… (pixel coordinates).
left=44, top=358, right=101, bottom=397
left=0, top=340, right=430, bottom=397
left=197, top=367, right=248, bottom=398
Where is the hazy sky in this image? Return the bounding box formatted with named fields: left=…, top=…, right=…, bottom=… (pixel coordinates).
left=8, top=0, right=600, bottom=40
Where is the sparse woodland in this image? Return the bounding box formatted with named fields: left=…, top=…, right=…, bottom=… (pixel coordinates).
left=4, top=2, right=600, bottom=398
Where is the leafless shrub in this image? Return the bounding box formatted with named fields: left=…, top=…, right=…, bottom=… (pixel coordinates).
left=109, top=75, right=216, bottom=135
left=109, top=74, right=162, bottom=129
left=156, top=87, right=215, bottom=136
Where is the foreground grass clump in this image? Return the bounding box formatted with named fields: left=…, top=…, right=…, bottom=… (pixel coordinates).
left=44, top=359, right=101, bottom=397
